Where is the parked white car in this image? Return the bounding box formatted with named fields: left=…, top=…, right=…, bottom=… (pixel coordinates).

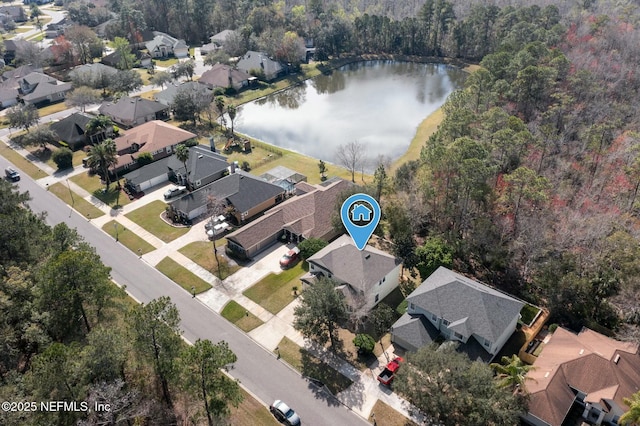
left=163, top=185, right=187, bottom=200
left=207, top=222, right=230, bottom=239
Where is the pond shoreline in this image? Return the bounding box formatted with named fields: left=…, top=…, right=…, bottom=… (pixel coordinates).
left=234, top=54, right=477, bottom=174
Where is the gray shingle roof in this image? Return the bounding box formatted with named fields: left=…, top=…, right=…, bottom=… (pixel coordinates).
left=68, top=63, right=118, bottom=80
left=391, top=313, right=439, bottom=351
left=167, top=145, right=228, bottom=182
left=146, top=31, right=187, bottom=53
left=20, top=72, right=72, bottom=101
left=308, top=234, right=400, bottom=293
left=198, top=63, right=250, bottom=89
left=406, top=267, right=524, bottom=343
left=210, top=29, right=236, bottom=45
left=169, top=171, right=284, bottom=216
left=154, top=81, right=211, bottom=106
left=122, top=156, right=171, bottom=186
left=49, top=112, right=92, bottom=142
left=236, top=51, right=283, bottom=77
left=99, top=97, right=168, bottom=123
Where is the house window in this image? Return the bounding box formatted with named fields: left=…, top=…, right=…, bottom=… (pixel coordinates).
left=383, top=277, right=386, bottom=282
left=375, top=294, right=379, bottom=303
left=454, top=332, right=463, bottom=339
left=442, top=319, right=450, bottom=326
left=431, top=314, right=437, bottom=322
left=378, top=280, right=382, bottom=286
left=409, top=302, right=414, bottom=310
left=484, top=340, right=491, bottom=347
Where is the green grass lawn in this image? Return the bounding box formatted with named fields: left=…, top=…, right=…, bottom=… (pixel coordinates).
left=243, top=262, right=306, bottom=314
left=48, top=182, right=105, bottom=219
left=125, top=200, right=189, bottom=243
left=179, top=241, right=240, bottom=280
left=156, top=256, right=212, bottom=294
left=0, top=140, right=48, bottom=179
left=44, top=147, right=86, bottom=170
left=221, top=300, right=263, bottom=332
left=520, top=304, right=542, bottom=326
left=102, top=220, right=156, bottom=255
left=70, top=172, right=131, bottom=208
left=134, top=68, right=152, bottom=85
left=275, top=337, right=353, bottom=395
left=138, top=89, right=160, bottom=100
left=154, top=57, right=178, bottom=67
left=37, top=102, right=71, bottom=117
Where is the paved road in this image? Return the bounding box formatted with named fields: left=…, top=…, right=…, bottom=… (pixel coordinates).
left=0, top=157, right=367, bottom=426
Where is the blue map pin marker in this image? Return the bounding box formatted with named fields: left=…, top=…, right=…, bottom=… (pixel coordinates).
left=341, top=193, right=381, bottom=250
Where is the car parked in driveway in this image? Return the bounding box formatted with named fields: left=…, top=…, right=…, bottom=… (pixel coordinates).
left=269, top=400, right=301, bottom=426
left=279, top=247, right=300, bottom=269
left=163, top=185, right=187, bottom=200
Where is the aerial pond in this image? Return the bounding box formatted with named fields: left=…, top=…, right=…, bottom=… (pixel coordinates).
left=235, top=60, right=467, bottom=167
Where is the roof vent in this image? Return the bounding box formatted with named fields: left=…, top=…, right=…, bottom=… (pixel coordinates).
left=579, top=349, right=584, bottom=355
left=614, top=354, right=621, bottom=364
left=544, top=372, right=550, bottom=378
left=365, top=254, right=371, bottom=260
left=198, top=155, right=203, bottom=159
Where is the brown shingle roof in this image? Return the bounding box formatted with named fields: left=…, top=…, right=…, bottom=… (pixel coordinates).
left=227, top=178, right=352, bottom=250
left=526, top=327, right=640, bottom=425
left=198, top=63, right=250, bottom=89
left=114, top=120, right=196, bottom=155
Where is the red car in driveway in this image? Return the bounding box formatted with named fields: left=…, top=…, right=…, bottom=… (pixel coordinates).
left=279, top=247, right=300, bottom=268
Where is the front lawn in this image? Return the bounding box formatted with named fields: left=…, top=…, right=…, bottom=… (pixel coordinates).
left=0, top=140, right=48, bottom=179
left=48, top=182, right=105, bottom=219
left=125, top=200, right=189, bottom=242
left=220, top=300, right=263, bottom=332
left=37, top=102, right=69, bottom=117
left=369, top=400, right=417, bottom=426
left=70, top=172, right=131, bottom=208
left=275, top=337, right=353, bottom=395
left=154, top=57, right=178, bottom=67
left=43, top=147, right=86, bottom=170
left=102, top=220, right=156, bottom=255
left=156, top=256, right=212, bottom=294
left=179, top=241, right=240, bottom=279
left=134, top=68, right=152, bottom=85
left=229, top=389, right=280, bottom=426
left=243, top=262, right=306, bottom=314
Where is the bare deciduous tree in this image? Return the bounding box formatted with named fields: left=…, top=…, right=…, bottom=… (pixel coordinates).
left=335, top=140, right=366, bottom=183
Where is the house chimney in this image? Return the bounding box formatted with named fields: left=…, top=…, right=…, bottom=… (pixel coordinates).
left=229, top=162, right=236, bottom=174
left=614, top=354, right=621, bottom=364
left=209, top=136, right=215, bottom=152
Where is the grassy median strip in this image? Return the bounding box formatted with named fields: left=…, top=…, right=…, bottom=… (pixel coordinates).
left=275, top=337, right=353, bottom=395
left=179, top=241, right=241, bottom=279
left=48, top=182, right=105, bottom=219
left=221, top=300, right=263, bottom=332
left=156, top=257, right=212, bottom=294
left=0, top=140, right=48, bottom=179
left=125, top=200, right=189, bottom=242
left=244, top=263, right=305, bottom=314
left=102, top=220, right=156, bottom=255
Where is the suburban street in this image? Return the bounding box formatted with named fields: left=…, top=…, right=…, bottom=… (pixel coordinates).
left=0, top=156, right=368, bottom=426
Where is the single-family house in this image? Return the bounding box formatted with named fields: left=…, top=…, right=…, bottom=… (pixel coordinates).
left=19, top=72, right=72, bottom=105
left=236, top=50, right=284, bottom=82
left=0, top=6, right=27, bottom=23
left=210, top=29, right=237, bottom=47
left=198, top=63, right=250, bottom=91
left=259, top=166, right=306, bottom=194
left=154, top=81, right=211, bottom=106
left=68, top=62, right=118, bottom=87
left=167, top=145, right=228, bottom=190
left=200, top=43, right=219, bottom=56
left=0, top=83, right=18, bottom=108
left=102, top=49, right=152, bottom=69
left=3, top=39, right=34, bottom=64
left=145, top=31, right=189, bottom=58
left=113, top=120, right=196, bottom=174
left=391, top=267, right=524, bottom=362
left=522, top=327, right=640, bottom=426
left=168, top=170, right=285, bottom=223
left=49, top=112, right=96, bottom=150
left=123, top=156, right=172, bottom=193
left=226, top=178, right=352, bottom=259
left=302, top=234, right=401, bottom=312
left=98, top=97, right=170, bottom=129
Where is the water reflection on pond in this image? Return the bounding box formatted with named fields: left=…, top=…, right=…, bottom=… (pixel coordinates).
left=235, top=61, right=466, bottom=166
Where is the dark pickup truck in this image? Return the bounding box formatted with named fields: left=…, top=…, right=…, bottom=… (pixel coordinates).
left=377, top=357, right=404, bottom=386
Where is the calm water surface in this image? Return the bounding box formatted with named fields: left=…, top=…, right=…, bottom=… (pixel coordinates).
left=235, top=61, right=466, bottom=166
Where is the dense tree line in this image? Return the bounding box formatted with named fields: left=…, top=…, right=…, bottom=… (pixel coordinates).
left=0, top=181, right=241, bottom=425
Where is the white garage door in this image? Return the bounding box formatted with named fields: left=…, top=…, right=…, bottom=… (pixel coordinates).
left=138, top=174, right=168, bottom=191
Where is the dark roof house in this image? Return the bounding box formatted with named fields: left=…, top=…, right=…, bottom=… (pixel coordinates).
left=522, top=327, right=640, bottom=426
left=49, top=112, right=93, bottom=150
left=0, top=5, right=27, bottom=22
left=168, top=171, right=285, bottom=223
left=226, top=178, right=352, bottom=259
left=167, top=145, right=228, bottom=190
left=154, top=81, right=211, bottom=106
left=236, top=50, right=284, bottom=81
left=198, top=63, right=250, bottom=91
left=98, top=97, right=170, bottom=128
left=391, top=267, right=524, bottom=362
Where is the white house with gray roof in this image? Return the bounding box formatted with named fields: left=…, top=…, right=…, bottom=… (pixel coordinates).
left=146, top=31, right=188, bottom=58
left=391, top=267, right=523, bottom=361
left=303, top=234, right=401, bottom=312
left=236, top=50, right=284, bottom=81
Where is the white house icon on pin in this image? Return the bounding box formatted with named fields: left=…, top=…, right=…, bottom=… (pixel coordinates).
left=351, top=204, right=372, bottom=222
